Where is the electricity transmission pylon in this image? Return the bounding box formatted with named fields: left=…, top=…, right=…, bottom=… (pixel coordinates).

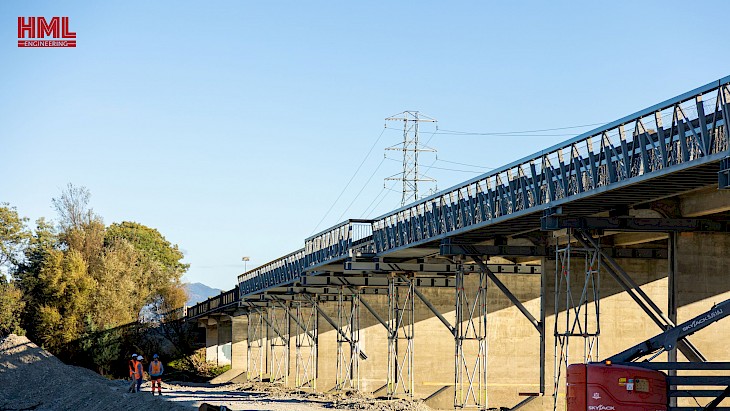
left=385, top=111, right=437, bottom=206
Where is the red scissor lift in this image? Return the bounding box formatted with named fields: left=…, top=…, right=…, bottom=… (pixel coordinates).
left=568, top=299, right=730, bottom=411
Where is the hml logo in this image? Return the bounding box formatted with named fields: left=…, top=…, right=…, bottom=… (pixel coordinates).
left=17, top=17, right=76, bottom=48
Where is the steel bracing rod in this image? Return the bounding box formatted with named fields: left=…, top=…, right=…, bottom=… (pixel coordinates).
left=335, top=286, right=360, bottom=391
left=552, top=229, right=601, bottom=411
left=273, top=297, right=317, bottom=343
left=539, top=255, right=546, bottom=395
left=454, top=262, right=488, bottom=409
left=510, top=396, right=538, bottom=411
left=335, top=277, right=389, bottom=330
left=387, top=275, right=415, bottom=398
left=260, top=307, right=288, bottom=341
left=360, top=295, right=389, bottom=330
left=472, top=258, right=542, bottom=333
left=668, top=232, right=678, bottom=408
left=407, top=276, right=456, bottom=336
left=293, top=300, right=318, bottom=389
left=573, top=231, right=706, bottom=362
left=247, top=309, right=266, bottom=381
left=265, top=305, right=290, bottom=384
left=303, top=293, right=368, bottom=360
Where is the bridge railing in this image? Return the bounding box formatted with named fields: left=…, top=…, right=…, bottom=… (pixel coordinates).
left=372, top=77, right=730, bottom=253
left=304, top=219, right=373, bottom=269
left=187, top=286, right=239, bottom=318
left=238, top=248, right=306, bottom=296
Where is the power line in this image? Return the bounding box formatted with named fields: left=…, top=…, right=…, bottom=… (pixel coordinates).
left=436, top=157, right=493, bottom=169
left=361, top=185, right=387, bottom=217
left=336, top=157, right=386, bottom=222
left=428, top=165, right=484, bottom=173
left=384, top=156, right=484, bottom=174
left=367, top=157, right=439, bottom=218
left=384, top=122, right=605, bottom=137
left=310, top=127, right=386, bottom=234
left=437, top=122, right=605, bottom=135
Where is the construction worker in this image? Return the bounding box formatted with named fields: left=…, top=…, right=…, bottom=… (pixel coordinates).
left=135, top=355, right=145, bottom=393
left=148, top=354, right=164, bottom=395
left=127, top=353, right=138, bottom=393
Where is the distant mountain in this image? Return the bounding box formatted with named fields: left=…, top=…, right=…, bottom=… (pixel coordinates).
left=185, top=282, right=223, bottom=307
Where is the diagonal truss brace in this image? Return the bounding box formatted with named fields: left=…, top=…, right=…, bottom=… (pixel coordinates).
left=303, top=293, right=368, bottom=360
left=472, top=259, right=543, bottom=333
left=573, top=230, right=706, bottom=362
left=336, top=277, right=389, bottom=331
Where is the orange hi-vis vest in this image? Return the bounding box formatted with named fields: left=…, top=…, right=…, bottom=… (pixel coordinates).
left=128, top=359, right=136, bottom=377
left=150, top=360, right=162, bottom=376
left=134, top=361, right=143, bottom=379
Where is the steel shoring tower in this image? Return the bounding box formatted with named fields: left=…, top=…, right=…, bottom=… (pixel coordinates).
left=267, top=304, right=290, bottom=385
left=335, top=287, right=361, bottom=391
left=454, top=263, right=488, bottom=410
left=387, top=275, right=415, bottom=397
left=293, top=298, right=318, bottom=390
left=552, top=229, right=601, bottom=411
left=247, top=308, right=266, bottom=381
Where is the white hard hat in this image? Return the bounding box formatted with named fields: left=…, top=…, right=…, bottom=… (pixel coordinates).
left=137, top=355, right=144, bottom=361
left=131, top=353, right=137, bottom=359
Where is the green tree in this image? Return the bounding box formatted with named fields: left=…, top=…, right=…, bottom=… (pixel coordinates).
left=0, top=281, right=24, bottom=335
left=33, top=248, right=94, bottom=351
left=0, top=203, right=30, bottom=336
left=105, top=221, right=189, bottom=274
left=0, top=203, right=30, bottom=268
left=13, top=185, right=189, bottom=356
left=105, top=221, right=188, bottom=316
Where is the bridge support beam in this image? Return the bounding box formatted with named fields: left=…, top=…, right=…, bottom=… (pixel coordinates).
left=247, top=308, right=266, bottom=381
left=335, top=286, right=360, bottom=391
left=551, top=229, right=601, bottom=411
left=265, top=303, right=290, bottom=384
left=293, top=297, right=318, bottom=390
left=387, top=274, right=415, bottom=398
left=454, top=261, right=488, bottom=410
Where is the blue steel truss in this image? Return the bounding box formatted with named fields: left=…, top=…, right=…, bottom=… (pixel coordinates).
left=305, top=219, right=373, bottom=270
left=238, top=249, right=306, bottom=297
left=371, top=76, right=730, bottom=254
left=224, top=76, right=730, bottom=305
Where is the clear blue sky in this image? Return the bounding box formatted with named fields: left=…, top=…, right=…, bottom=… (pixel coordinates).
left=2, top=1, right=729, bottom=290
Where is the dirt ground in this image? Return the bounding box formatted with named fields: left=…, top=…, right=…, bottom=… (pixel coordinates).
left=154, top=380, right=433, bottom=411
left=0, top=334, right=430, bottom=411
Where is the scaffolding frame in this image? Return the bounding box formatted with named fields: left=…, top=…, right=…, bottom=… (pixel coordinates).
left=293, top=298, right=318, bottom=390
left=552, top=228, right=601, bottom=411
left=266, top=304, right=290, bottom=384
left=335, top=286, right=361, bottom=391
left=387, top=274, right=415, bottom=397
left=454, top=263, right=488, bottom=409
left=247, top=308, right=266, bottom=381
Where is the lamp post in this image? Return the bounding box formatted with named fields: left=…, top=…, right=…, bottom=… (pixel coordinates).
left=242, top=256, right=250, bottom=272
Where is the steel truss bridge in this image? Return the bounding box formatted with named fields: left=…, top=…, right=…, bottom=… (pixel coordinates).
left=183, top=76, right=730, bottom=410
